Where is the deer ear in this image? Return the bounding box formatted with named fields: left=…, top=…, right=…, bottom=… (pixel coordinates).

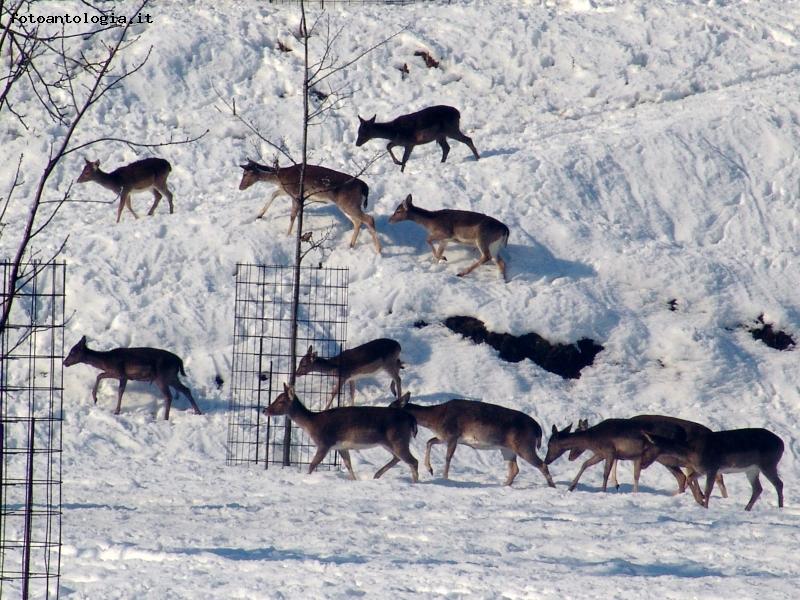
left=283, top=382, right=289, bottom=392
left=79, top=335, right=87, bottom=345
left=564, top=423, right=573, bottom=434
left=358, top=115, right=365, bottom=124
left=403, top=194, right=412, bottom=208
left=369, top=115, right=376, bottom=123
left=399, top=391, right=411, bottom=406
left=551, top=424, right=558, bottom=436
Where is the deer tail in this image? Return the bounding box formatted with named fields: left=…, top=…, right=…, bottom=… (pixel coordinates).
left=361, top=182, right=369, bottom=209
left=410, top=415, right=418, bottom=438
left=178, top=359, right=187, bottom=377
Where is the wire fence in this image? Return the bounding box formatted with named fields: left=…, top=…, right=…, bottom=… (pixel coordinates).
left=227, top=264, right=349, bottom=470
left=1, top=260, right=65, bottom=600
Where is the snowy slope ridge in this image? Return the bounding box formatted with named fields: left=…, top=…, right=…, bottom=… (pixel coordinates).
left=3, top=0, right=800, bottom=597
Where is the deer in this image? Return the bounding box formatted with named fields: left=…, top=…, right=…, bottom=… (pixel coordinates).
left=63, top=335, right=201, bottom=420
left=643, top=427, right=784, bottom=510
left=77, top=157, right=174, bottom=223
left=295, top=338, right=403, bottom=409
left=389, top=194, right=509, bottom=280
left=545, top=419, right=665, bottom=493
left=355, top=105, right=480, bottom=172
left=389, top=393, right=555, bottom=487
left=574, top=416, right=728, bottom=499
left=238, top=159, right=381, bottom=253
left=264, top=383, right=419, bottom=482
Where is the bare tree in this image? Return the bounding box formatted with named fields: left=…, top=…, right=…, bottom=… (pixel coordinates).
left=0, top=0, right=205, bottom=342
left=218, top=1, right=405, bottom=464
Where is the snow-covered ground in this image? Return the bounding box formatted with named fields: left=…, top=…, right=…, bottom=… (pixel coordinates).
left=3, top=0, right=800, bottom=597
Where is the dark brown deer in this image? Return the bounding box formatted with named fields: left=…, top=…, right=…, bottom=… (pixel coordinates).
left=389, top=393, right=555, bottom=487
left=238, top=160, right=381, bottom=253
left=264, top=383, right=419, bottom=481
left=77, top=157, right=174, bottom=223
left=574, top=416, right=728, bottom=499
left=355, top=105, right=479, bottom=172
left=643, top=427, right=784, bottom=510
left=295, top=338, right=403, bottom=409
left=63, top=336, right=201, bottom=420
left=389, top=194, right=509, bottom=280
left=545, top=419, right=663, bottom=492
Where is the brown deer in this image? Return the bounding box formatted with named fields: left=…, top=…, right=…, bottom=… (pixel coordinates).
left=355, top=105, right=479, bottom=172
left=545, top=419, right=663, bottom=492
left=295, top=338, right=403, bottom=409
left=77, top=157, right=174, bottom=223
left=643, top=427, right=784, bottom=510
left=389, top=194, right=509, bottom=280
left=63, top=336, right=201, bottom=420
left=238, top=159, right=381, bottom=253
left=264, top=383, right=419, bottom=481
left=574, top=416, right=728, bottom=499
left=389, top=393, right=555, bottom=487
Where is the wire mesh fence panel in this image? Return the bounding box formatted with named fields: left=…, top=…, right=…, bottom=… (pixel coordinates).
left=1, top=261, right=65, bottom=600
left=227, top=264, right=348, bottom=470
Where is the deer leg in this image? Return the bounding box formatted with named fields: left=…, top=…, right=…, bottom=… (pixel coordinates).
left=374, top=456, right=400, bottom=480
left=308, top=446, right=330, bottom=475
left=632, top=459, right=642, bottom=493
left=457, top=249, right=492, bottom=278
left=744, top=469, right=764, bottom=511
left=389, top=370, right=402, bottom=400
left=610, top=459, right=620, bottom=490
left=424, top=437, right=441, bottom=475
left=287, top=199, right=300, bottom=235
left=257, top=189, right=282, bottom=219
left=348, top=380, right=356, bottom=407
left=663, top=464, right=688, bottom=495
left=518, top=447, right=556, bottom=487
left=760, top=464, right=784, bottom=509
left=148, top=189, right=163, bottom=216
left=501, top=449, right=519, bottom=486
left=716, top=474, right=729, bottom=498
left=119, top=188, right=139, bottom=221
left=568, top=453, right=605, bottom=492
left=338, top=450, right=357, bottom=480
left=361, top=213, right=381, bottom=254
left=173, top=379, right=202, bottom=415
left=442, top=439, right=458, bottom=480
left=437, top=137, right=451, bottom=163
left=386, top=142, right=403, bottom=166
left=323, top=376, right=345, bottom=409
left=163, top=184, right=174, bottom=213
left=399, top=145, right=414, bottom=173
left=115, top=192, right=127, bottom=223
left=92, top=373, right=114, bottom=404
left=114, top=378, right=128, bottom=415
left=451, top=130, right=480, bottom=160
left=156, top=380, right=173, bottom=421
left=427, top=238, right=448, bottom=263
left=702, top=471, right=719, bottom=508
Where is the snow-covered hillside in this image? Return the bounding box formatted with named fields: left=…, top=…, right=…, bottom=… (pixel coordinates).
left=3, top=0, right=800, bottom=597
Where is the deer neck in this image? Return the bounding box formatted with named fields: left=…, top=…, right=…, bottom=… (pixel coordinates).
left=90, top=168, right=123, bottom=194
left=286, top=397, right=316, bottom=430
left=370, top=121, right=401, bottom=141
left=404, top=205, right=440, bottom=228
left=78, top=346, right=115, bottom=370
left=401, top=402, right=444, bottom=429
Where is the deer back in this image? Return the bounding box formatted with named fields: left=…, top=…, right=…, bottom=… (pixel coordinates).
left=389, top=195, right=508, bottom=243
left=78, top=158, right=170, bottom=193
left=297, top=338, right=400, bottom=378
left=357, top=105, right=461, bottom=145
left=64, top=336, right=184, bottom=381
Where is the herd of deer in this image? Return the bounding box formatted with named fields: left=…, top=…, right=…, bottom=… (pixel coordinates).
left=67, top=105, right=785, bottom=512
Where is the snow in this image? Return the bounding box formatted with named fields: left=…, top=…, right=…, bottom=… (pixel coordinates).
left=3, top=0, right=800, bottom=597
